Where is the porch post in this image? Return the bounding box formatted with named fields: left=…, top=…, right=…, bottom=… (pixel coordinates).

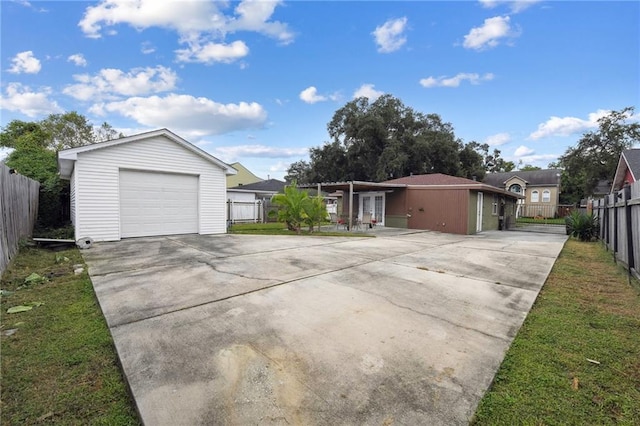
left=349, top=182, right=354, bottom=232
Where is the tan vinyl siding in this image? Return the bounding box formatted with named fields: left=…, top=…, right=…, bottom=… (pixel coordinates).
left=74, top=135, right=226, bottom=241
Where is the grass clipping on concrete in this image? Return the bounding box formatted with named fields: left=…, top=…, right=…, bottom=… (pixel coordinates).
left=0, top=245, right=139, bottom=425
left=473, top=239, right=640, bottom=425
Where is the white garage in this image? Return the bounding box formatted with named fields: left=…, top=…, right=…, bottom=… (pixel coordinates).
left=58, top=129, right=236, bottom=242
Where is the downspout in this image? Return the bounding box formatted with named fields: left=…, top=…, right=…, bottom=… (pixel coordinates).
left=349, top=182, right=354, bottom=232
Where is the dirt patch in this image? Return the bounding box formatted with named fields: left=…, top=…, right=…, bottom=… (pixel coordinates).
left=215, top=344, right=309, bottom=425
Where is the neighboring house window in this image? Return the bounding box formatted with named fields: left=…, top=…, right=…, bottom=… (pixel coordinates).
left=542, top=190, right=551, bottom=202
left=509, top=184, right=522, bottom=194
left=531, top=190, right=539, bottom=203
left=492, top=195, right=498, bottom=215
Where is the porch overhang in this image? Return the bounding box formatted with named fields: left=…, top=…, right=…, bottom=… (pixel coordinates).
left=300, top=181, right=406, bottom=231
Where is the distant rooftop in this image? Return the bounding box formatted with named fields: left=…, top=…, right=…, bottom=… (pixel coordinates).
left=483, top=169, right=562, bottom=188
left=229, top=178, right=286, bottom=193
left=384, top=173, right=482, bottom=186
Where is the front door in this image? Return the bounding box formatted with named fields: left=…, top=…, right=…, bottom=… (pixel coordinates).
left=359, top=192, right=385, bottom=226
left=476, top=192, right=484, bottom=233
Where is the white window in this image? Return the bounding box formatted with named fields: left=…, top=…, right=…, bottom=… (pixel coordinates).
left=492, top=195, right=498, bottom=215
left=542, top=190, right=551, bottom=202
left=531, top=190, right=539, bottom=203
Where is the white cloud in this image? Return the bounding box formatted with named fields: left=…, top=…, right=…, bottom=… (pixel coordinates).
left=78, top=0, right=294, bottom=54
left=68, top=53, right=87, bottom=67
left=513, top=153, right=559, bottom=165
left=353, top=84, right=384, bottom=101
left=8, top=51, right=41, bottom=74
left=176, top=40, right=249, bottom=64
left=226, top=0, right=294, bottom=45
left=484, top=132, right=511, bottom=146
left=94, top=94, right=267, bottom=137
left=269, top=161, right=293, bottom=173
left=463, top=16, right=516, bottom=50
left=0, top=83, right=62, bottom=117
left=213, top=145, right=308, bottom=160
left=12, top=0, right=47, bottom=12
left=479, top=0, right=541, bottom=13
left=513, top=145, right=534, bottom=156
left=0, top=147, right=14, bottom=161
left=529, top=110, right=610, bottom=140
left=299, top=86, right=339, bottom=104
left=63, top=66, right=178, bottom=101
left=372, top=17, right=408, bottom=53
left=420, top=72, right=494, bottom=88
left=141, top=42, right=156, bottom=54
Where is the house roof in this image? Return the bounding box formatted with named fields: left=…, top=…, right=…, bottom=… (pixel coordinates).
left=483, top=169, right=562, bottom=188
left=592, top=179, right=612, bottom=196
left=57, top=128, right=236, bottom=179
left=229, top=178, right=286, bottom=193
left=305, top=173, right=520, bottom=199
left=612, top=148, right=640, bottom=191
left=384, top=173, right=482, bottom=186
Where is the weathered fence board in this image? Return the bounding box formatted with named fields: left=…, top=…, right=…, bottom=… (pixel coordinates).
left=0, top=164, right=40, bottom=274
left=593, top=181, right=640, bottom=280
left=227, top=200, right=263, bottom=223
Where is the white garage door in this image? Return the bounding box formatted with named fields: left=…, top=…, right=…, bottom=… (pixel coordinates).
left=119, top=170, right=198, bottom=238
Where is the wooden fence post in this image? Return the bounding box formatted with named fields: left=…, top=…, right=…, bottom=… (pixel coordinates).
left=624, top=185, right=635, bottom=276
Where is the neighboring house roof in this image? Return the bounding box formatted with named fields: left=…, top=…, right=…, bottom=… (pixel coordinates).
left=227, top=162, right=263, bottom=188
left=592, top=179, right=611, bottom=197
left=229, top=178, right=286, bottom=193
left=483, top=169, right=562, bottom=188
left=57, top=128, right=236, bottom=179
left=612, top=148, right=640, bottom=191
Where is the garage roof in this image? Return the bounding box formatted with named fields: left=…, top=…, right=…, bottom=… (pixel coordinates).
left=57, top=128, right=236, bottom=179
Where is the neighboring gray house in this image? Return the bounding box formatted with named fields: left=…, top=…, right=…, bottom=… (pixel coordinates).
left=58, top=129, right=236, bottom=241
left=483, top=169, right=562, bottom=217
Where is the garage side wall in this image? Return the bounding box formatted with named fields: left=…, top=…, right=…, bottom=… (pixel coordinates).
left=74, top=136, right=227, bottom=241
left=70, top=168, right=77, bottom=228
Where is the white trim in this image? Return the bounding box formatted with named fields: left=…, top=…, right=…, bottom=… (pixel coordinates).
left=358, top=191, right=386, bottom=226
left=58, top=129, right=236, bottom=179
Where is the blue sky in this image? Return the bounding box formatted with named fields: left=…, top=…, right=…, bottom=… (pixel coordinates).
left=1, top=0, right=638, bottom=180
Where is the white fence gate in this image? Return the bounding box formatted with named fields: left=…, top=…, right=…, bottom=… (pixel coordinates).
left=227, top=200, right=263, bottom=224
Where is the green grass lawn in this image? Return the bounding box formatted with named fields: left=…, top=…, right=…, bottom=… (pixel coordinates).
left=3, top=237, right=638, bottom=425
left=516, top=217, right=566, bottom=225
left=0, top=245, right=140, bottom=425
left=472, top=240, right=640, bottom=425
left=229, top=221, right=372, bottom=237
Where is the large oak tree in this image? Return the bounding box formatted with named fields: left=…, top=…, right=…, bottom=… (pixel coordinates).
left=286, top=95, right=512, bottom=184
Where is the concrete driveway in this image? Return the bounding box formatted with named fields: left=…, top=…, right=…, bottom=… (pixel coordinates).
left=83, top=229, right=567, bottom=425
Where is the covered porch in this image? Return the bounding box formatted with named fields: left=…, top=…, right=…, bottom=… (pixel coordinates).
left=302, top=181, right=406, bottom=232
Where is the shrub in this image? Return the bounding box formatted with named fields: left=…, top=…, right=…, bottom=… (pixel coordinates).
left=565, top=211, right=600, bottom=241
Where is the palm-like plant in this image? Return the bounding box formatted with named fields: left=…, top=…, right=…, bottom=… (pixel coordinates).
left=565, top=211, right=600, bottom=241
left=303, top=195, right=328, bottom=233
left=271, top=181, right=309, bottom=234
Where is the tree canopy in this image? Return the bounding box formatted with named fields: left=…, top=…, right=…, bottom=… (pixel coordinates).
left=554, top=107, right=639, bottom=203
left=286, top=95, right=513, bottom=184
left=1, top=112, right=122, bottom=228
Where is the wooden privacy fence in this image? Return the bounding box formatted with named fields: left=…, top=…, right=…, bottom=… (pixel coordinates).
left=592, top=180, right=640, bottom=280
left=1, top=164, right=40, bottom=274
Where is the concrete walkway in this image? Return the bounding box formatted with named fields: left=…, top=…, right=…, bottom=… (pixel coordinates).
left=83, top=229, right=567, bottom=425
